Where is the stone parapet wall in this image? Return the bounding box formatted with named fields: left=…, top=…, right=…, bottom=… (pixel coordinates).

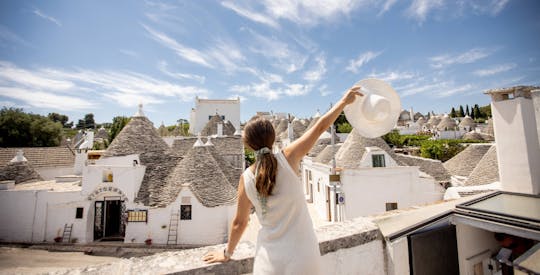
left=52, top=217, right=383, bottom=275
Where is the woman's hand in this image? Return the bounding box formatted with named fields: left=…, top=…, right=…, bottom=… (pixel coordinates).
left=340, top=86, right=363, bottom=105
left=203, top=249, right=230, bottom=263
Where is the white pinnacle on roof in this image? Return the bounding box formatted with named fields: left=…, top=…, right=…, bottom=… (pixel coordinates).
left=10, top=150, right=27, bottom=163
left=134, top=103, right=145, bottom=117
left=204, top=137, right=214, bottom=146
left=314, top=109, right=321, bottom=118
left=194, top=134, right=205, bottom=147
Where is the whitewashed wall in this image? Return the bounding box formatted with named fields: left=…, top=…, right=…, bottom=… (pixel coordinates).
left=341, top=166, right=443, bottom=218
left=456, top=223, right=500, bottom=275
left=36, top=166, right=75, bottom=180
left=125, top=189, right=235, bottom=245
left=81, top=154, right=145, bottom=202
left=0, top=190, right=89, bottom=243
left=320, top=240, right=385, bottom=275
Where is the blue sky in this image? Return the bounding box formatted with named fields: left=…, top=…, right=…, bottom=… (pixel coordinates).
left=0, top=0, right=539, bottom=125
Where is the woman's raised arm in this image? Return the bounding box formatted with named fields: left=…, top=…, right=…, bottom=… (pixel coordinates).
left=283, top=86, right=363, bottom=171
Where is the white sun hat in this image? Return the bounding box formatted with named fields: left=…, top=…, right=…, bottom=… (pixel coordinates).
left=343, top=78, right=401, bottom=138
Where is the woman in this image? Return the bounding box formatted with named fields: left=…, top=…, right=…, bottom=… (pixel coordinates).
left=203, top=87, right=363, bottom=274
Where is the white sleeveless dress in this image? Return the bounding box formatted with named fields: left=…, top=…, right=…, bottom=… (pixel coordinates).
left=243, top=151, right=321, bottom=275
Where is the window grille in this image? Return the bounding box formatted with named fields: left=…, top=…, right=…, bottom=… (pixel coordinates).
left=372, top=154, right=386, bottom=167
left=181, top=205, right=192, bottom=220
left=127, top=210, right=148, bottom=222
left=386, top=202, right=398, bottom=211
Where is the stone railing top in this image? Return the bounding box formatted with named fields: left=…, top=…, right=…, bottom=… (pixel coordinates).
left=52, top=217, right=380, bottom=275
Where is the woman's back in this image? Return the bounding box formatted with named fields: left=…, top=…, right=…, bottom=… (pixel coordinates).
left=243, top=151, right=321, bottom=275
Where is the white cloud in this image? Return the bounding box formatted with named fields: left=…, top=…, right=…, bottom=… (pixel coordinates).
left=142, top=24, right=212, bottom=68
left=367, top=70, right=416, bottom=83
left=247, top=29, right=308, bottom=73
left=33, top=9, right=62, bottom=27
left=0, top=61, right=208, bottom=111
left=303, top=55, right=326, bottom=82
left=264, top=0, right=367, bottom=26
left=435, top=84, right=474, bottom=98
left=0, top=61, right=74, bottom=90
left=430, top=47, right=496, bottom=68
left=378, top=0, right=398, bottom=16
left=158, top=61, right=205, bottom=83
left=285, top=84, right=310, bottom=96
left=473, top=63, right=516, bottom=77
left=221, top=1, right=279, bottom=28
left=469, top=0, right=510, bottom=16
left=319, top=84, right=332, bottom=96
left=346, top=51, right=382, bottom=73
left=406, top=0, right=445, bottom=23
left=0, top=87, right=95, bottom=110
left=400, top=81, right=449, bottom=97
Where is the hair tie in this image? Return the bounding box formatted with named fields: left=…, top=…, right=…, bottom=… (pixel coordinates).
left=255, top=147, right=271, bottom=158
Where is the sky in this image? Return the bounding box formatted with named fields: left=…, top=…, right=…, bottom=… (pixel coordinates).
left=0, top=0, right=539, bottom=126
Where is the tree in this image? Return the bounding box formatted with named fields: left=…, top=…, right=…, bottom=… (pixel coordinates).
left=450, top=107, right=457, bottom=118
left=0, top=108, right=62, bottom=147
left=465, top=105, right=470, bottom=116
left=48, top=112, right=69, bottom=127
left=458, top=105, right=465, bottom=117
left=479, top=105, right=491, bottom=118
left=337, top=122, right=352, bottom=133
left=76, top=113, right=96, bottom=129
left=333, top=111, right=348, bottom=129
left=109, top=116, right=130, bottom=142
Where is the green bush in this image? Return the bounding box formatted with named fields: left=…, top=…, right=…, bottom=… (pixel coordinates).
left=0, top=108, right=63, bottom=147
left=337, top=122, right=352, bottom=133
left=420, top=139, right=465, bottom=162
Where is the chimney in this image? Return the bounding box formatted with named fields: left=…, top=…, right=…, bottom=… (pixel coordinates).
left=485, top=86, right=540, bottom=194
left=217, top=122, right=224, bottom=137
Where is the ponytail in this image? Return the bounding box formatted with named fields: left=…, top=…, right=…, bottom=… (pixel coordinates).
left=254, top=147, right=277, bottom=197
left=243, top=117, right=278, bottom=197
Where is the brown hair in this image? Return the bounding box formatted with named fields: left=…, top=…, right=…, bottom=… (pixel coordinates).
left=243, top=117, right=277, bottom=197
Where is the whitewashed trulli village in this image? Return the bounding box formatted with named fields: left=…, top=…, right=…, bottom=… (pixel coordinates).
left=0, top=85, right=539, bottom=274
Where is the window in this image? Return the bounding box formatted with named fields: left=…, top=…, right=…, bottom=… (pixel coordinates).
left=75, top=207, right=83, bottom=219
left=372, top=154, right=386, bottom=167
left=181, top=205, right=192, bottom=220
left=102, top=169, right=113, bottom=182
left=127, top=210, right=148, bottom=222
left=208, top=115, right=225, bottom=120
left=386, top=202, right=398, bottom=211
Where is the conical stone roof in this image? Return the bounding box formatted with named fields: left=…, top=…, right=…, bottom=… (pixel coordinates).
left=0, top=158, right=42, bottom=184
left=206, top=144, right=242, bottom=189
left=305, top=116, right=320, bottom=131
left=314, top=144, right=342, bottom=164
left=464, top=145, right=499, bottom=186
left=275, top=119, right=288, bottom=136
left=334, top=129, right=394, bottom=169
left=164, top=145, right=237, bottom=208
left=462, top=132, right=485, bottom=141
left=425, top=116, right=441, bottom=129
left=436, top=115, right=457, bottom=130
left=459, top=116, right=475, bottom=128
left=443, top=144, right=492, bottom=177
left=104, top=116, right=169, bottom=157
left=102, top=114, right=181, bottom=207
left=393, top=154, right=450, bottom=183
left=201, top=115, right=236, bottom=136
left=416, top=117, right=426, bottom=126
left=291, top=118, right=307, bottom=138
left=95, top=127, right=109, bottom=140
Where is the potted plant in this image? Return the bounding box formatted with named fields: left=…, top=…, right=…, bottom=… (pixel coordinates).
left=144, top=238, right=152, bottom=245
left=54, top=236, right=62, bottom=243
